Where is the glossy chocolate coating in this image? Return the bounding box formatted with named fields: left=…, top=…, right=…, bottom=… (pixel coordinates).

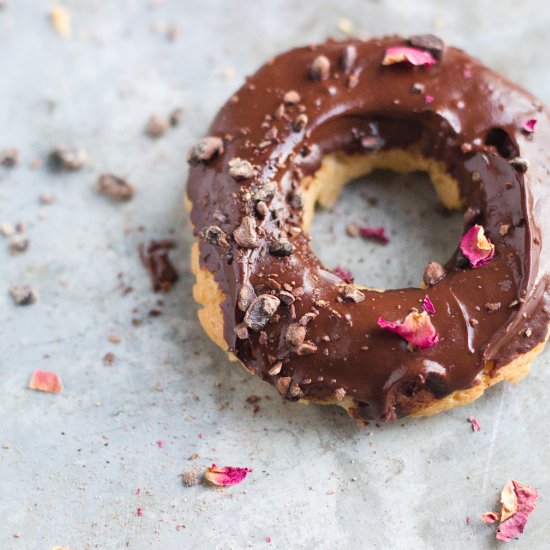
left=187, top=36, right=550, bottom=421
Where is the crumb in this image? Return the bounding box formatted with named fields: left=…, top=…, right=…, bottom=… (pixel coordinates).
left=0, top=148, right=19, bottom=167
left=9, top=283, right=38, bottom=305
left=181, top=470, right=199, bottom=487
left=49, top=4, right=71, bottom=37
left=98, top=173, right=135, bottom=201
left=145, top=114, right=169, bottom=138
left=103, top=352, right=115, bottom=366
left=50, top=146, right=87, bottom=170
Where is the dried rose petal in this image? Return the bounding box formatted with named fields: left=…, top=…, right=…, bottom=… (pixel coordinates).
left=482, top=512, right=500, bottom=524
left=382, top=47, right=437, bottom=68
left=482, top=480, right=539, bottom=542
left=377, top=310, right=439, bottom=349
left=468, top=416, right=481, bottom=431
left=334, top=265, right=354, bottom=283
left=28, top=369, right=63, bottom=394
left=460, top=225, right=495, bottom=268
left=521, top=119, right=537, bottom=133
left=358, top=226, right=389, bottom=244
left=422, top=295, right=436, bottom=314
left=204, top=464, right=252, bottom=487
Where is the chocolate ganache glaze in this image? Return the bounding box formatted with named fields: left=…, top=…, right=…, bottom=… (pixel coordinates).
left=187, top=36, right=550, bottom=421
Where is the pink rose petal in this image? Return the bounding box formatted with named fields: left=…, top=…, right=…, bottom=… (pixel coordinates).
left=137, top=507, right=143, bottom=517
left=382, top=46, right=437, bottom=68
left=466, top=516, right=471, bottom=525
left=359, top=226, right=389, bottom=244
left=522, top=119, right=537, bottom=133
left=334, top=265, right=354, bottom=283
left=482, top=480, right=539, bottom=541
left=155, top=440, right=163, bottom=448
left=28, top=369, right=63, bottom=394
left=422, top=295, right=436, bottom=314
left=482, top=512, right=500, bottom=524
left=377, top=310, right=439, bottom=349
left=468, top=416, right=481, bottom=432
left=460, top=225, right=495, bottom=268
left=424, top=94, right=434, bottom=104
left=204, top=464, right=252, bottom=487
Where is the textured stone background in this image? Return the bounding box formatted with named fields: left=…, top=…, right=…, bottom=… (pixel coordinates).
left=1, top=1, right=549, bottom=548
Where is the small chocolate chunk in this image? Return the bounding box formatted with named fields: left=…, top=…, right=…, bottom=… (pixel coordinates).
left=0, top=148, right=19, bottom=167
left=9, top=283, right=38, bottom=305
left=278, top=290, right=295, bottom=305
left=469, top=318, right=479, bottom=327
left=508, top=157, right=529, bottom=172
left=423, top=261, right=446, bottom=286
left=309, top=55, right=331, bottom=81
left=228, top=158, right=255, bottom=179
left=285, top=323, right=306, bottom=346
left=233, top=216, right=258, bottom=249
left=283, top=90, right=301, bottom=105
left=255, top=201, right=269, bottom=218
left=98, top=173, right=135, bottom=201
left=233, top=322, right=249, bottom=340
left=299, top=312, right=318, bottom=325
left=341, top=284, right=365, bottom=303
left=9, top=235, right=29, bottom=255
left=269, top=238, right=295, bottom=257
left=408, top=34, right=445, bottom=59
left=187, top=137, right=224, bottom=165
left=253, top=181, right=278, bottom=203
left=145, top=114, right=169, bottom=138
left=293, top=114, right=308, bottom=132
left=203, top=225, right=229, bottom=248
left=334, top=387, right=346, bottom=401
left=341, top=45, right=357, bottom=73
left=169, top=108, right=183, bottom=127
left=276, top=376, right=292, bottom=395
left=103, top=352, right=115, bottom=366
left=295, top=341, right=318, bottom=356
left=139, top=240, right=179, bottom=292
left=244, top=294, right=281, bottom=331
left=485, top=302, right=502, bottom=313
left=237, top=285, right=256, bottom=312
left=411, top=82, right=425, bottom=94
left=50, top=146, right=87, bottom=170
left=499, top=223, right=510, bottom=236
left=289, top=384, right=303, bottom=398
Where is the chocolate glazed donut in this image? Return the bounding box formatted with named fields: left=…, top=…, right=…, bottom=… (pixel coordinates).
left=186, top=35, right=550, bottom=422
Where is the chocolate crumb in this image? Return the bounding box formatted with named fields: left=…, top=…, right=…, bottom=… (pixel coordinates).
left=411, top=82, right=425, bottom=94
left=423, top=261, right=446, bottom=286
left=346, top=222, right=360, bottom=237
left=237, top=285, right=256, bottom=312
left=283, top=90, right=301, bottom=105
left=341, top=284, right=365, bottom=303
left=244, top=294, right=280, bottom=331
left=499, top=223, right=510, bottom=236
left=39, top=193, right=55, bottom=205
left=295, top=341, right=318, bottom=355
left=203, top=226, right=229, bottom=248
left=408, top=34, right=445, bottom=59
left=255, top=201, right=269, bottom=218
left=0, top=148, right=19, bottom=167
left=9, top=283, right=38, bottom=305
left=334, top=387, right=346, bottom=401
left=278, top=290, right=295, bottom=305
left=524, top=327, right=533, bottom=337
left=169, top=108, right=183, bottom=127
left=98, top=173, right=135, bottom=201
left=9, top=235, right=29, bottom=255
left=145, top=114, right=169, bottom=138
left=469, top=318, right=479, bottom=327
left=508, top=157, right=529, bottom=172
left=103, top=352, right=115, bottom=366
left=309, top=55, right=331, bottom=81
left=485, top=302, right=501, bottom=313
left=187, top=137, right=224, bottom=164
left=233, top=322, right=249, bottom=340
left=341, top=45, right=357, bottom=72
left=268, top=362, right=282, bottom=376
left=285, top=323, right=306, bottom=346
left=139, top=240, right=179, bottom=292
left=233, top=216, right=258, bottom=248
left=268, top=238, right=295, bottom=256
left=289, top=384, right=303, bottom=398
left=50, top=146, right=87, bottom=170
left=276, top=376, right=292, bottom=395
left=299, top=312, right=318, bottom=325
left=228, top=158, right=255, bottom=179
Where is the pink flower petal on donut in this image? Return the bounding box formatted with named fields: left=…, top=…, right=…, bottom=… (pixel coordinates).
left=422, top=295, right=436, bottom=314
left=359, top=226, right=389, bottom=244
left=497, top=480, right=539, bottom=541
left=460, top=225, right=495, bottom=268
left=28, top=369, right=63, bottom=394
left=382, top=47, right=437, bottom=68
left=377, top=310, right=439, bottom=349
left=204, top=464, right=252, bottom=487
left=521, top=119, right=537, bottom=133
left=334, top=265, right=354, bottom=283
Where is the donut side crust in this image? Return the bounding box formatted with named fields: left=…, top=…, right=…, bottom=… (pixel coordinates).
left=187, top=150, right=548, bottom=420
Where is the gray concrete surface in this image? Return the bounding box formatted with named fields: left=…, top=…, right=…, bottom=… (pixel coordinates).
left=1, top=1, right=550, bottom=548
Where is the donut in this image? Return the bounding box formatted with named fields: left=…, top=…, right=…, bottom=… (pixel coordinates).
left=186, top=35, right=550, bottom=422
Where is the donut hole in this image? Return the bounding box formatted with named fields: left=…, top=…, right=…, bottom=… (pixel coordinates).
left=483, top=127, right=518, bottom=159
left=304, top=152, right=464, bottom=290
